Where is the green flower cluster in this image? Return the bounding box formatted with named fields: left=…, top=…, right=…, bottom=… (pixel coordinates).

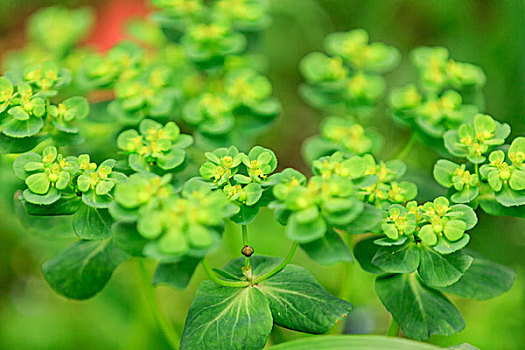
left=444, top=113, right=510, bottom=164
left=435, top=135, right=524, bottom=210
left=199, top=145, right=277, bottom=224
left=153, top=0, right=269, bottom=69
left=299, top=29, right=399, bottom=114
left=224, top=68, right=281, bottom=122
left=480, top=138, right=525, bottom=206
left=303, top=117, right=383, bottom=163
left=112, top=174, right=238, bottom=259
left=117, top=119, right=193, bottom=174
left=13, top=146, right=126, bottom=208
left=390, top=86, right=477, bottom=139
left=270, top=152, right=382, bottom=243
left=410, top=47, right=486, bottom=93
left=77, top=42, right=145, bottom=91
left=181, top=22, right=246, bottom=68
left=153, top=0, right=270, bottom=37
left=182, top=67, right=280, bottom=138
left=0, top=70, right=89, bottom=153
left=358, top=155, right=418, bottom=208
left=109, top=65, right=181, bottom=123
left=389, top=47, right=486, bottom=143
left=213, top=0, right=271, bottom=32
left=380, top=197, right=477, bottom=254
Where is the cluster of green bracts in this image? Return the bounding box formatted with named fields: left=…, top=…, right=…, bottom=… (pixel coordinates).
left=2, top=5, right=520, bottom=350
left=296, top=36, right=517, bottom=342
left=299, top=29, right=399, bottom=116
left=435, top=136, right=525, bottom=213
left=0, top=63, right=88, bottom=154
left=389, top=47, right=485, bottom=147
left=4, top=2, right=280, bottom=150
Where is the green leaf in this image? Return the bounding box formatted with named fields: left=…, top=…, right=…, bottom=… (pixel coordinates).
left=443, top=219, right=466, bottom=241
left=95, top=180, right=115, bottom=196
left=0, top=133, right=45, bottom=154
left=153, top=256, right=201, bottom=289
left=495, top=186, right=525, bottom=207
left=372, top=243, right=420, bottom=273
left=12, top=152, right=42, bottom=179
left=73, top=205, right=113, bottom=240
left=439, top=250, right=516, bottom=300
left=450, top=187, right=478, bottom=204
left=223, top=256, right=352, bottom=334
left=479, top=198, right=525, bottom=218
left=22, top=191, right=82, bottom=216
left=23, top=187, right=61, bottom=205
left=25, top=172, right=50, bottom=194
left=2, top=117, right=44, bottom=138
left=418, top=247, right=473, bottom=288
left=375, top=273, right=465, bottom=340
left=112, top=221, right=148, bottom=256
left=287, top=214, right=326, bottom=243
left=157, top=149, right=185, bottom=170
left=258, top=264, right=352, bottom=333
left=268, top=335, right=443, bottom=350
left=433, top=160, right=458, bottom=188
left=343, top=204, right=382, bottom=234
left=42, top=240, right=128, bottom=300
left=63, top=96, right=89, bottom=120
left=180, top=282, right=273, bottom=350
left=433, top=235, right=470, bottom=255
left=354, top=236, right=384, bottom=274
left=230, top=203, right=259, bottom=225
left=300, top=229, right=353, bottom=265
left=82, top=191, right=113, bottom=208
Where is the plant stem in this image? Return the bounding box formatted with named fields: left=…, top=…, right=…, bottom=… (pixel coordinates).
left=330, top=235, right=355, bottom=335
left=475, top=163, right=480, bottom=181
left=201, top=258, right=250, bottom=288
left=395, top=133, right=417, bottom=160
left=252, top=241, right=299, bottom=284
left=136, top=259, right=181, bottom=350
left=387, top=318, right=400, bottom=337
left=242, top=224, right=251, bottom=270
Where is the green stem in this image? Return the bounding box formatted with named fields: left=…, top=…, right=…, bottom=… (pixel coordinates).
left=475, top=163, right=480, bottom=182
left=242, top=224, right=251, bottom=270
left=395, top=133, right=417, bottom=160
left=252, top=241, right=299, bottom=284
left=136, top=259, right=180, bottom=350
left=330, top=235, right=354, bottom=335
left=387, top=318, right=400, bottom=337
left=201, top=258, right=250, bottom=288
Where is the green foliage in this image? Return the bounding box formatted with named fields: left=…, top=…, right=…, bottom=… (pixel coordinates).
left=268, top=335, right=453, bottom=349
left=42, top=240, right=128, bottom=300
left=2, top=3, right=521, bottom=349
left=410, top=47, right=485, bottom=93
left=299, top=29, right=399, bottom=115
left=375, top=273, right=465, bottom=340
left=112, top=173, right=237, bottom=259
left=303, top=117, right=383, bottom=162
left=198, top=145, right=277, bottom=224
left=117, top=119, right=193, bottom=173
left=444, top=113, right=510, bottom=163
left=181, top=256, right=351, bottom=349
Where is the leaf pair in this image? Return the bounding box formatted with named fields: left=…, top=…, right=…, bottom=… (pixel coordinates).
left=180, top=256, right=352, bottom=350
left=355, top=237, right=515, bottom=340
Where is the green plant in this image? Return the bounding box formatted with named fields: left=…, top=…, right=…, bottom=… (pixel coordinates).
left=1, top=2, right=521, bottom=350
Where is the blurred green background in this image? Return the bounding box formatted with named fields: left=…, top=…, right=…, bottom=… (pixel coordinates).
left=0, top=0, right=524, bottom=349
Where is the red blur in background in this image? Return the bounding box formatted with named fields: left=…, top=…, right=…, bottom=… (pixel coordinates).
left=86, top=0, right=149, bottom=51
